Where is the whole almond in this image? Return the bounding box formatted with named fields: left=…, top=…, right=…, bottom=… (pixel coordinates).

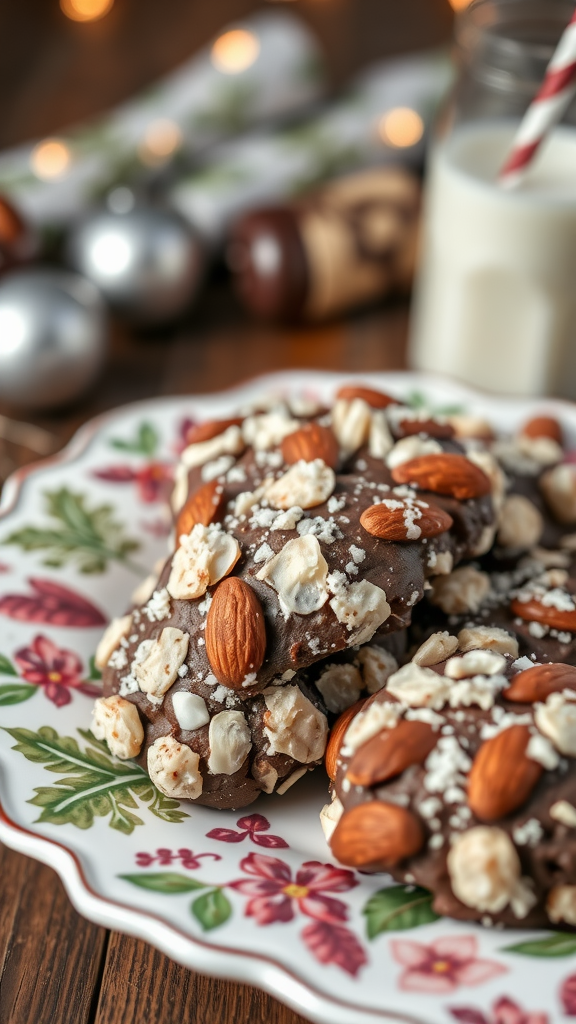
left=176, top=480, right=226, bottom=538
left=391, top=453, right=492, bottom=501
left=346, top=719, right=437, bottom=787
left=467, top=725, right=543, bottom=821
left=185, top=417, right=244, bottom=446
left=504, top=662, right=576, bottom=703
left=510, top=596, right=576, bottom=633
left=336, top=384, right=396, bottom=408
left=360, top=499, right=453, bottom=541
left=330, top=801, right=424, bottom=869
left=205, top=577, right=266, bottom=689
left=521, top=415, right=563, bottom=446
left=325, top=698, right=368, bottom=781
left=396, top=417, right=455, bottom=440
left=281, top=423, right=339, bottom=469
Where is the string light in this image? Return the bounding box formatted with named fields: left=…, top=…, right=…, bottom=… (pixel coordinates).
left=30, top=139, right=71, bottom=180
left=211, top=29, right=260, bottom=74
left=60, top=0, right=114, bottom=22
left=378, top=108, right=424, bottom=148
left=139, top=120, right=183, bottom=165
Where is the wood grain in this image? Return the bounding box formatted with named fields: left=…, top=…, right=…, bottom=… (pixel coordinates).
left=0, top=844, right=106, bottom=1024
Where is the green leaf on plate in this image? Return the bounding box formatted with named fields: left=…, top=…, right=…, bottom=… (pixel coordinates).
left=119, top=873, right=207, bottom=894
left=192, top=889, right=232, bottom=931
left=0, top=683, right=36, bottom=706
left=110, top=422, right=159, bottom=457
left=0, top=654, right=18, bottom=676
left=2, top=487, right=143, bottom=575
left=88, top=656, right=102, bottom=681
left=501, top=933, right=576, bottom=957
left=3, top=725, right=188, bottom=833
left=362, top=885, right=440, bottom=939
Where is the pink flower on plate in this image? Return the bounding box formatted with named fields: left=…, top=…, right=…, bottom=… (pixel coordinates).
left=561, top=972, right=576, bottom=1016
left=449, top=996, right=549, bottom=1024
left=93, top=461, right=173, bottom=504
left=228, top=852, right=357, bottom=926
left=14, top=634, right=100, bottom=707
left=391, top=935, right=507, bottom=995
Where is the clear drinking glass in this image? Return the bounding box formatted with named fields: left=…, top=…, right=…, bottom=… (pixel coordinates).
left=409, top=0, right=576, bottom=399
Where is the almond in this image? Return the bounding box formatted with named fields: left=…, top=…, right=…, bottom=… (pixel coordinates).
left=504, top=662, right=576, bottom=703
left=205, top=577, right=266, bottom=689
left=360, top=499, right=453, bottom=541
left=467, top=725, right=543, bottom=821
left=391, top=453, right=492, bottom=501
left=346, top=719, right=437, bottom=787
left=325, top=698, right=368, bottom=781
left=521, top=415, right=563, bottom=446
left=185, top=417, right=244, bottom=446
left=281, top=423, right=339, bottom=469
left=395, top=417, right=455, bottom=440
left=336, top=384, right=396, bottom=409
left=176, top=480, right=226, bottom=537
left=510, top=596, right=576, bottom=633
left=330, top=801, right=424, bottom=869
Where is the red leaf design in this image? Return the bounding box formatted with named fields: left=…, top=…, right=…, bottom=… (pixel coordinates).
left=562, top=973, right=576, bottom=1016
left=300, top=920, right=368, bottom=977
left=237, top=814, right=271, bottom=833
left=205, top=828, right=248, bottom=843
left=448, top=1011, right=489, bottom=1024
left=251, top=833, right=289, bottom=849
left=0, top=578, right=107, bottom=627
left=93, top=466, right=138, bottom=482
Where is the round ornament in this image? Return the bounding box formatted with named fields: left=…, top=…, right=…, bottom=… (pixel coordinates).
left=66, top=195, right=205, bottom=326
left=0, top=195, right=38, bottom=274
left=0, top=268, right=107, bottom=410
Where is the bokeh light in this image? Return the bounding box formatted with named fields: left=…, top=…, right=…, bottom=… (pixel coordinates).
left=60, top=0, right=114, bottom=22
left=378, top=108, right=424, bottom=148
left=30, top=139, right=71, bottom=180
left=139, top=120, right=183, bottom=166
left=448, top=0, right=473, bottom=9
left=211, top=29, right=260, bottom=74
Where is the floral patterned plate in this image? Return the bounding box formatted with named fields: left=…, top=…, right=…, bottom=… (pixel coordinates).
left=1, top=371, right=576, bottom=1024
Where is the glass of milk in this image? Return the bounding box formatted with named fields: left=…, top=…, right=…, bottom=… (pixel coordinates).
left=409, top=0, right=576, bottom=399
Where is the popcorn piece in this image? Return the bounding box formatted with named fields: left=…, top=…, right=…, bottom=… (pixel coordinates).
left=448, top=827, right=534, bottom=917
left=172, top=692, right=210, bottom=732
left=445, top=650, right=507, bottom=679
left=429, top=566, right=490, bottom=616
left=497, top=495, right=544, bottom=550
left=242, top=411, right=299, bottom=450
left=91, top=695, right=143, bottom=759
left=181, top=425, right=244, bottom=468
left=94, top=614, right=132, bottom=670
left=167, top=523, right=241, bottom=600
left=265, top=459, right=335, bottom=510
left=327, top=571, right=390, bottom=645
left=208, top=710, right=252, bottom=775
left=148, top=735, right=203, bottom=799
left=358, top=644, right=398, bottom=693
left=316, top=663, right=363, bottom=714
left=256, top=534, right=329, bottom=618
left=547, top=885, right=576, bottom=926
left=386, top=662, right=451, bottom=710
left=534, top=690, right=576, bottom=757
left=263, top=686, right=327, bottom=763
left=331, top=397, right=372, bottom=455
left=342, top=700, right=403, bottom=753
left=412, top=632, right=459, bottom=667
left=134, top=627, right=189, bottom=700
left=457, top=625, right=519, bottom=658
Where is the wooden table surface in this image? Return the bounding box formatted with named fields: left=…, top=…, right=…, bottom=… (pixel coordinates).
left=0, top=283, right=410, bottom=1024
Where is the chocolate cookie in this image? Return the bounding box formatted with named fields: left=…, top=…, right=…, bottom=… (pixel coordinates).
left=327, top=628, right=576, bottom=929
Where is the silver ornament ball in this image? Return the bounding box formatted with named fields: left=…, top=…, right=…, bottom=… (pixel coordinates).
left=0, top=268, right=107, bottom=411
left=66, top=195, right=204, bottom=326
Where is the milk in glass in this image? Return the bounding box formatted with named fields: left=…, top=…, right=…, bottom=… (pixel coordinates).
left=409, top=121, right=576, bottom=397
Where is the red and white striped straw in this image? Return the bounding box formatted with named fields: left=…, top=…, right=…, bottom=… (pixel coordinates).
left=499, top=5, right=576, bottom=187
